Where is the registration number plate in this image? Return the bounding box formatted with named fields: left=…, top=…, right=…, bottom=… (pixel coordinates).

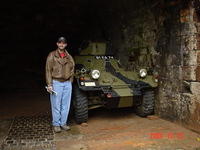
left=85, top=82, right=96, bottom=86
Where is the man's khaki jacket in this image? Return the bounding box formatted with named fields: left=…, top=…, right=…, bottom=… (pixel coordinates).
left=45, top=49, right=75, bottom=86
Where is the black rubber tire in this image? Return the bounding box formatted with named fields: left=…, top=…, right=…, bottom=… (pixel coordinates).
left=72, top=84, right=88, bottom=124
left=135, top=90, right=155, bottom=117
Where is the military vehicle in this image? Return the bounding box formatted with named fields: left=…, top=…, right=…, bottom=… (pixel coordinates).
left=72, top=41, right=158, bottom=123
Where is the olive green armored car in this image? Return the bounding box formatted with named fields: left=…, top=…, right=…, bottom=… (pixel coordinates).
left=72, top=41, right=158, bottom=123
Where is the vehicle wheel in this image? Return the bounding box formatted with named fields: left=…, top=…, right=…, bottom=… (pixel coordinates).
left=72, top=84, right=88, bottom=124
left=135, top=90, right=155, bottom=117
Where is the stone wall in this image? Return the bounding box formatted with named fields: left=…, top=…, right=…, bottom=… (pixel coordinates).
left=93, top=0, right=160, bottom=69
left=97, top=0, right=200, bottom=132
left=146, top=1, right=200, bottom=132
left=155, top=3, right=183, bottom=121
left=179, top=2, right=200, bottom=132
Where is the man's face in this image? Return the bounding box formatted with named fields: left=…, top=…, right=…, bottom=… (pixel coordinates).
left=57, top=42, right=67, bottom=50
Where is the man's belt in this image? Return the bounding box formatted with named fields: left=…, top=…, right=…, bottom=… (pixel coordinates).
left=52, top=77, right=70, bottom=82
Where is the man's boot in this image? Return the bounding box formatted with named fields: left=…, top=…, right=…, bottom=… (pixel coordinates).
left=53, top=126, right=61, bottom=133
left=61, top=125, right=70, bottom=131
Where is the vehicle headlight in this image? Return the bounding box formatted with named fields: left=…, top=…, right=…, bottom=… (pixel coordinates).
left=80, top=82, right=85, bottom=86
left=91, top=70, right=100, bottom=79
left=81, top=68, right=87, bottom=74
left=139, top=69, right=147, bottom=78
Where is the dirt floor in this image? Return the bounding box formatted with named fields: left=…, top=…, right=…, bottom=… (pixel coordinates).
left=0, top=92, right=200, bottom=150
left=56, top=109, right=200, bottom=150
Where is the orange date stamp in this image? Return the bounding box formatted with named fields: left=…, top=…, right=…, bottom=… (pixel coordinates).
left=149, top=132, right=185, bottom=140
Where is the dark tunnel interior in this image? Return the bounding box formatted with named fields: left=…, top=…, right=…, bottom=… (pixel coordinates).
left=2, top=0, right=163, bottom=93
left=0, top=0, right=117, bottom=93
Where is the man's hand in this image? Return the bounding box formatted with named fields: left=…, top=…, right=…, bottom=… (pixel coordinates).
left=45, top=86, right=57, bottom=95
left=46, top=85, right=53, bottom=94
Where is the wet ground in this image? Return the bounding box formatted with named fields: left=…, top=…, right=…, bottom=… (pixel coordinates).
left=0, top=92, right=200, bottom=150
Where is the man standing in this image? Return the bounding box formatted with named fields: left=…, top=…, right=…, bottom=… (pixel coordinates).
left=45, top=37, right=75, bottom=133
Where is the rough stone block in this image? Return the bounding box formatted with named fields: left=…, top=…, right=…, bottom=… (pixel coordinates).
left=180, top=9, right=190, bottom=23
left=180, top=8, right=190, bottom=17
left=197, top=41, right=200, bottom=50
left=196, top=34, right=200, bottom=50
left=196, top=66, right=200, bottom=81
left=193, top=11, right=200, bottom=23
left=183, top=51, right=197, bottom=66
left=159, top=66, right=182, bottom=81
left=190, top=82, right=200, bottom=96
left=181, top=93, right=196, bottom=114
left=181, top=23, right=197, bottom=37
left=182, top=66, right=196, bottom=81
left=196, top=23, right=200, bottom=33
left=197, top=51, right=200, bottom=65
left=181, top=34, right=197, bottom=50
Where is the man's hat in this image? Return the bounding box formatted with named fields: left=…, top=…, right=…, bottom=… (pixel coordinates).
left=57, top=37, right=67, bottom=43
